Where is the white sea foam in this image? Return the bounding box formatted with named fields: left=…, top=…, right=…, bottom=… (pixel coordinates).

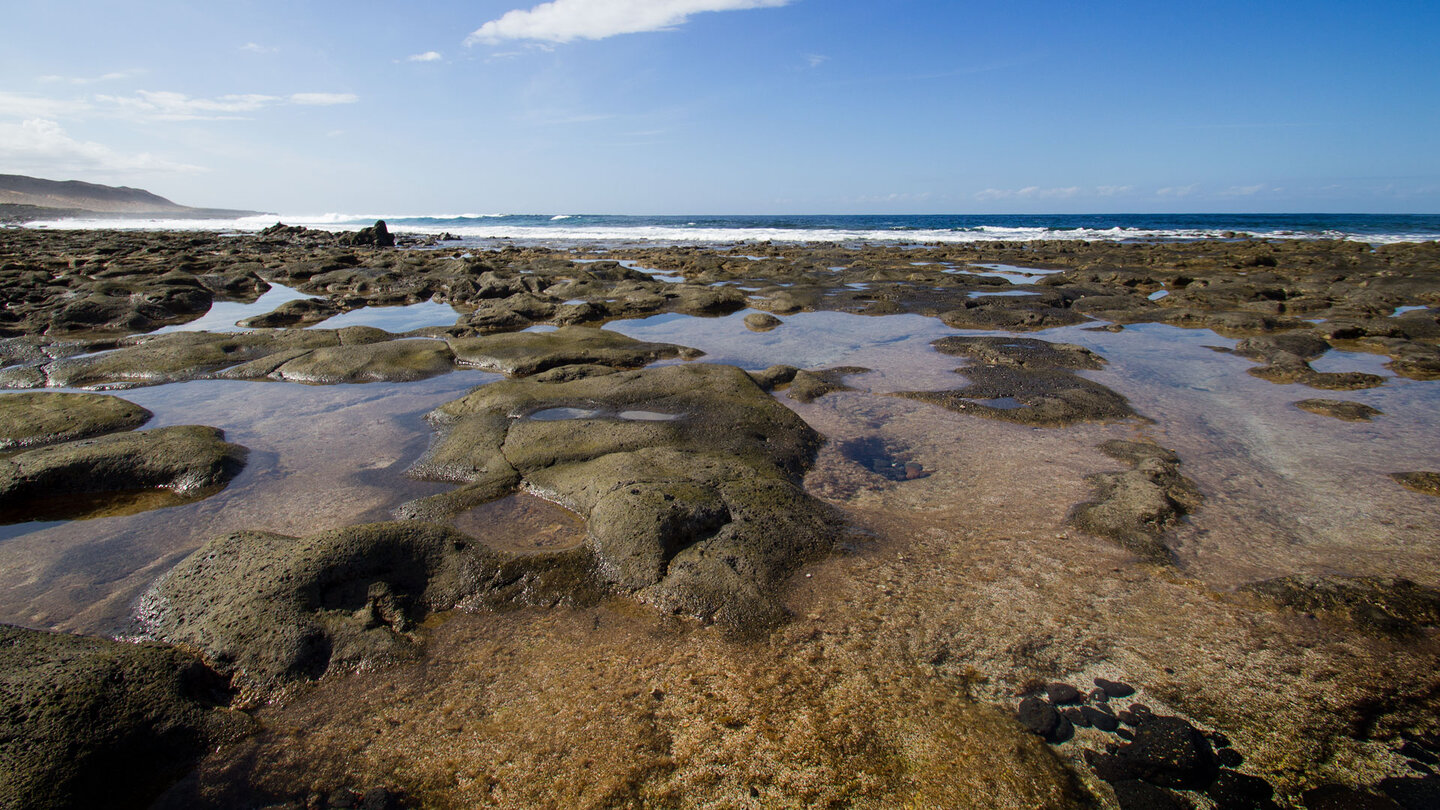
left=12, top=214, right=1435, bottom=246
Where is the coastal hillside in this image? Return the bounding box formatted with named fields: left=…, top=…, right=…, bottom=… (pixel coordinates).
left=0, top=173, right=265, bottom=220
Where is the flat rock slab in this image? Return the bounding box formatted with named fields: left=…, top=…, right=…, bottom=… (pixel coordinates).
left=0, top=623, right=252, bottom=810
left=1295, top=398, right=1383, bottom=421
left=231, top=339, right=457, bottom=384
left=142, top=521, right=591, bottom=692
left=0, top=425, right=246, bottom=521
left=10, top=328, right=393, bottom=389
left=1246, top=575, right=1440, bottom=635
left=404, top=362, right=838, bottom=631
left=896, top=365, right=1135, bottom=426
left=447, top=326, right=699, bottom=376
left=0, top=391, right=151, bottom=450
left=1392, top=471, right=1440, bottom=497
left=1068, top=440, right=1202, bottom=563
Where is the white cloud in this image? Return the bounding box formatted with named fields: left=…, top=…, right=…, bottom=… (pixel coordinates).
left=0, top=118, right=205, bottom=175
left=0, top=91, right=92, bottom=119
left=466, top=0, right=791, bottom=45
left=408, top=51, right=444, bottom=62
left=804, top=53, right=828, bottom=68
left=1156, top=184, right=1200, bottom=197
left=241, top=42, right=276, bottom=54
left=86, top=91, right=357, bottom=121
left=38, top=70, right=143, bottom=85
left=289, top=93, right=359, bottom=106
left=1096, top=185, right=1134, bottom=197
left=975, top=186, right=1081, bottom=201
left=1219, top=184, right=1266, bottom=197
left=96, top=91, right=281, bottom=121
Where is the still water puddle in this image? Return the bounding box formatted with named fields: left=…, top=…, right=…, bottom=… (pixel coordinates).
left=152, top=283, right=311, bottom=333
left=308, top=300, right=464, bottom=332
left=452, top=492, right=586, bottom=553
left=0, top=370, right=501, bottom=635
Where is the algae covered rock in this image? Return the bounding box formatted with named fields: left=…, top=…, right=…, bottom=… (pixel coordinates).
left=0, top=624, right=253, bottom=810
left=1391, top=471, right=1440, bottom=497
left=1068, top=440, right=1203, bottom=563
left=447, top=326, right=698, bottom=376
left=894, top=336, right=1134, bottom=426
left=233, top=338, right=457, bottom=384
left=404, top=362, right=839, bottom=630
left=142, top=521, right=593, bottom=690
left=1246, top=575, right=1440, bottom=635
left=0, top=391, right=151, bottom=450
left=1295, top=398, right=1383, bottom=421
left=0, top=425, right=246, bottom=522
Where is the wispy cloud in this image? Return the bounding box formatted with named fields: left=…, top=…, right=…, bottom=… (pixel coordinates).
left=240, top=42, right=276, bottom=54
left=1156, top=184, right=1199, bottom=197
left=1095, top=185, right=1134, bottom=197
left=0, top=91, right=92, bottom=119
left=407, top=51, right=444, bottom=62
left=38, top=70, right=144, bottom=85
left=804, top=53, right=828, bottom=69
left=90, top=91, right=357, bottom=121
left=466, top=0, right=791, bottom=45
left=0, top=118, right=205, bottom=174
left=975, top=185, right=1081, bottom=201
left=1219, top=184, right=1266, bottom=197
left=289, top=93, right=359, bottom=106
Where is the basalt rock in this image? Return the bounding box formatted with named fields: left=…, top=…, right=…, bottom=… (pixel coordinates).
left=0, top=624, right=253, bottom=810
left=447, top=327, right=698, bottom=376
left=0, top=391, right=151, bottom=450
left=1069, top=440, right=1203, bottom=563
left=897, top=365, right=1135, bottom=427
left=1391, top=472, right=1440, bottom=497
left=1295, top=398, right=1383, bottom=421
left=341, top=220, right=395, bottom=248
left=220, top=338, right=457, bottom=384
left=744, top=312, right=783, bottom=332
left=236, top=297, right=341, bottom=328
left=400, top=363, right=839, bottom=631
left=0, top=425, right=246, bottom=522
left=25, top=328, right=390, bottom=389
left=787, top=366, right=870, bottom=403
left=141, top=521, right=595, bottom=692
left=1245, top=575, right=1440, bottom=636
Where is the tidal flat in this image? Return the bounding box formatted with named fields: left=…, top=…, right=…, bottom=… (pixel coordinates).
left=1, top=226, right=1438, bottom=809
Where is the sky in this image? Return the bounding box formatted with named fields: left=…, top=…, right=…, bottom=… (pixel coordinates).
left=2, top=0, right=1438, bottom=215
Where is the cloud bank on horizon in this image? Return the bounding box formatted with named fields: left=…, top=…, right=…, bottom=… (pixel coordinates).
left=466, top=0, right=791, bottom=45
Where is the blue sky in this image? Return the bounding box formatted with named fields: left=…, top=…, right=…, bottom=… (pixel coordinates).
left=2, top=0, right=1437, bottom=214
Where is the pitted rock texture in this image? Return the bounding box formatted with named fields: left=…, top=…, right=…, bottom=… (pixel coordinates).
left=1068, top=440, right=1203, bottom=563
left=0, top=624, right=253, bottom=810
left=0, top=391, right=151, bottom=450
left=0, top=425, right=246, bottom=521
left=141, top=521, right=595, bottom=692
left=402, top=362, right=839, bottom=631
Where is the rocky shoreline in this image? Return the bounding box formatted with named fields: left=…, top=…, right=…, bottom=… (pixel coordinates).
left=1, top=225, right=1438, bottom=809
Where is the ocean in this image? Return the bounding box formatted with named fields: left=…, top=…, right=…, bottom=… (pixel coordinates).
left=17, top=212, right=1440, bottom=246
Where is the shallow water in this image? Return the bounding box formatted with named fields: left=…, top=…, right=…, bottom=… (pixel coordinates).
left=152, top=283, right=312, bottom=333
left=0, top=370, right=500, bottom=635
left=6, top=301, right=1440, bottom=805
left=307, top=300, right=464, bottom=332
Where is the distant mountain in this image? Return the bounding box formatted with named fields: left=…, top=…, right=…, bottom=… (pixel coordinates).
left=0, top=174, right=267, bottom=220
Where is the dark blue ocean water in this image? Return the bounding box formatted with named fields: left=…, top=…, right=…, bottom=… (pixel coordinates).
left=363, top=212, right=1440, bottom=245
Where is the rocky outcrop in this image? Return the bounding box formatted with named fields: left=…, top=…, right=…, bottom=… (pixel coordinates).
left=141, top=521, right=593, bottom=692
left=0, top=624, right=253, bottom=810
left=401, top=362, right=839, bottom=631
left=894, top=336, right=1134, bottom=426
left=0, top=391, right=151, bottom=450
left=1068, top=440, right=1203, bottom=563
left=0, top=425, right=246, bottom=522
left=1246, top=575, right=1440, bottom=636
